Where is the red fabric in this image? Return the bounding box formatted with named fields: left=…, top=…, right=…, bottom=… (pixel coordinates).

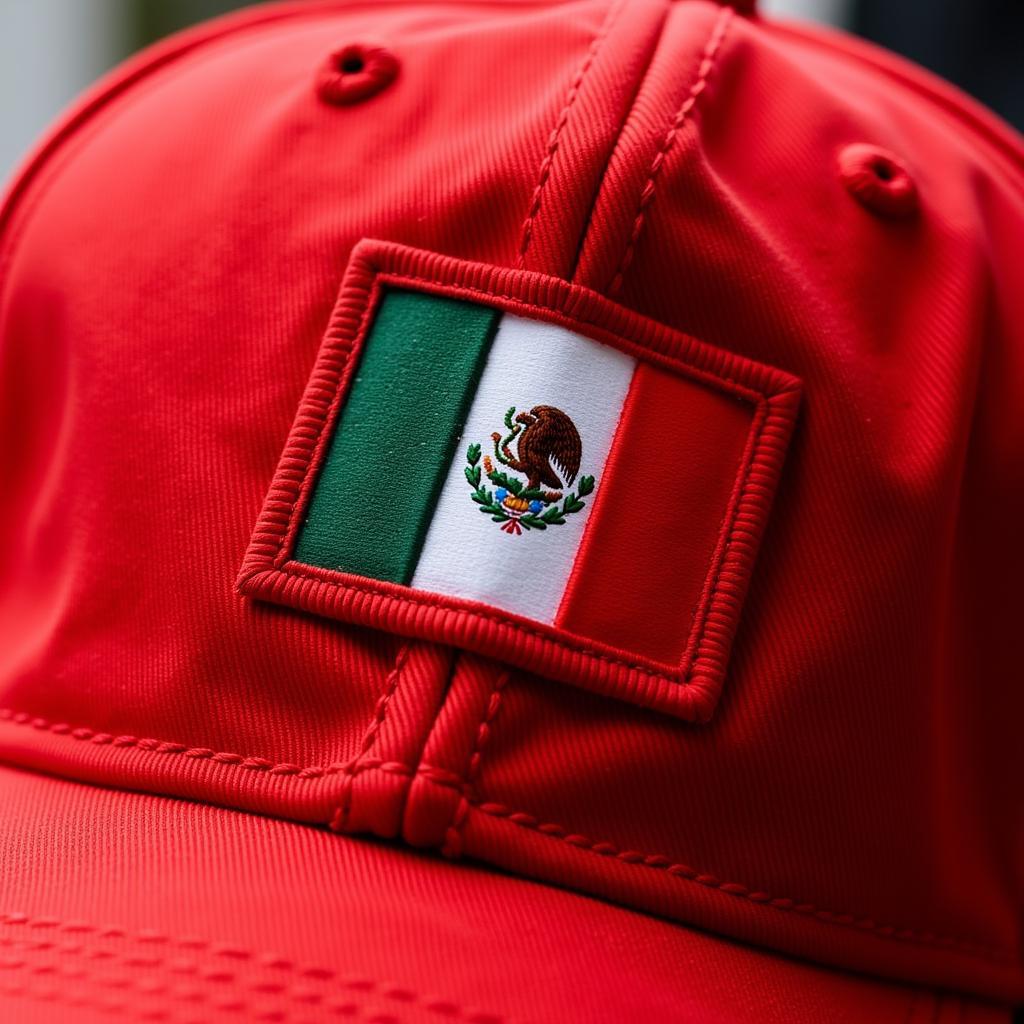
left=0, top=0, right=1021, bottom=1019
left=0, top=764, right=1009, bottom=1024
left=556, top=360, right=755, bottom=666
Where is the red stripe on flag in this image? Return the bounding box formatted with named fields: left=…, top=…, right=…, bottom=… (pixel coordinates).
left=556, top=362, right=754, bottom=667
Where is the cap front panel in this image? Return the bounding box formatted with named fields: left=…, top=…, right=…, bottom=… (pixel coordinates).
left=0, top=0, right=1020, bottom=1015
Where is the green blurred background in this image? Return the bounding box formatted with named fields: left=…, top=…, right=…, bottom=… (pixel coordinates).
left=131, top=0, right=246, bottom=44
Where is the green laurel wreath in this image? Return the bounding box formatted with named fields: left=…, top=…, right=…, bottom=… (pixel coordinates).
left=464, top=443, right=595, bottom=531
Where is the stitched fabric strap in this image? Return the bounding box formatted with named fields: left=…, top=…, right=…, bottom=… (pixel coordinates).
left=294, top=290, right=499, bottom=581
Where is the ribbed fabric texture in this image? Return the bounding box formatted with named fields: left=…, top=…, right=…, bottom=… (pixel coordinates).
left=0, top=766, right=1005, bottom=1024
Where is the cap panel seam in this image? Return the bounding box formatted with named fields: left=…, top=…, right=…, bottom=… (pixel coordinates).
left=328, top=641, right=413, bottom=833
left=515, top=0, right=628, bottom=267
left=410, top=660, right=1016, bottom=966
left=402, top=0, right=643, bottom=871
left=414, top=765, right=1013, bottom=965
left=605, top=4, right=733, bottom=297
left=0, top=708, right=412, bottom=784
left=0, top=709, right=1012, bottom=965
left=440, top=670, right=511, bottom=860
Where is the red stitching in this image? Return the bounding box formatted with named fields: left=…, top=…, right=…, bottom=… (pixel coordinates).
left=0, top=702, right=1008, bottom=964
left=329, top=642, right=412, bottom=833
left=0, top=911, right=500, bottom=1021
left=0, top=952, right=311, bottom=1020
left=441, top=670, right=511, bottom=860
left=0, top=977, right=138, bottom=1022
left=607, top=6, right=734, bottom=296
left=679, top=399, right=768, bottom=675
left=415, top=770, right=1012, bottom=963
left=515, top=0, right=624, bottom=266
left=269, top=560, right=686, bottom=681
left=0, top=708, right=412, bottom=783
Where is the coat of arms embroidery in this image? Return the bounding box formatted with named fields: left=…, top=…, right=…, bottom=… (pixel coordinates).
left=464, top=405, right=595, bottom=535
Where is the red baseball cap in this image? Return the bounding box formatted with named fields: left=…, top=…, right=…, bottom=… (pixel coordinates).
left=0, top=1, right=1021, bottom=1021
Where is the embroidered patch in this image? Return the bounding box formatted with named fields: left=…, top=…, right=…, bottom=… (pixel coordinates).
left=238, top=241, right=801, bottom=722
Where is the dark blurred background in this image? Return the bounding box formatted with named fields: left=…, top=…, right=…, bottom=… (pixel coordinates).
left=1, top=0, right=1021, bottom=181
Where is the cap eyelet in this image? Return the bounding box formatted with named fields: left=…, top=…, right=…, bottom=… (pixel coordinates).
left=838, top=143, right=918, bottom=219
left=316, top=44, right=399, bottom=106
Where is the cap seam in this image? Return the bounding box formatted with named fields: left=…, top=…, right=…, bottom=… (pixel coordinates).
left=424, top=640, right=1017, bottom=973
left=0, top=708, right=412, bottom=783
left=0, top=911, right=500, bottom=1022
left=605, top=4, right=734, bottom=297
left=440, top=669, right=512, bottom=860
left=415, top=656, right=1016, bottom=968
left=515, top=0, right=629, bottom=268
left=328, top=641, right=413, bottom=833
left=414, top=765, right=1014, bottom=965
left=0, top=708, right=1012, bottom=965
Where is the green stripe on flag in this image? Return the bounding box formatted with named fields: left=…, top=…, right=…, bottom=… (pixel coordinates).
left=294, top=289, right=500, bottom=583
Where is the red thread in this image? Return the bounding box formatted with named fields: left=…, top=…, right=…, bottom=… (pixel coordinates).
left=0, top=708, right=412, bottom=783
left=413, top=777, right=1012, bottom=964
left=440, top=670, right=511, bottom=860
left=607, top=7, right=734, bottom=297
left=329, top=642, right=412, bottom=833
left=0, top=977, right=136, bottom=1021
left=16, top=681, right=994, bottom=958
left=678, top=399, right=769, bottom=679
left=0, top=739, right=1010, bottom=968
left=515, top=0, right=624, bottom=266
left=0, top=911, right=498, bottom=1020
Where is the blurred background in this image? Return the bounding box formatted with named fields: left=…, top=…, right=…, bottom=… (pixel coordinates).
left=1, top=0, right=1021, bottom=182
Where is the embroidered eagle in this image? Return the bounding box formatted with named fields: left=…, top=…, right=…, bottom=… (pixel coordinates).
left=490, top=405, right=582, bottom=501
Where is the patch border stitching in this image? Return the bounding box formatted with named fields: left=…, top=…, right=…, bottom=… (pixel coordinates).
left=236, top=239, right=801, bottom=722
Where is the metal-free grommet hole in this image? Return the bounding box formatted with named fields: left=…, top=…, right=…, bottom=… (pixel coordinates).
left=316, top=43, right=399, bottom=106
left=838, top=143, right=919, bottom=219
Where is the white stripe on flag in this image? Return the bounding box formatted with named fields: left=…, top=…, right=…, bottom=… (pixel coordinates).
left=411, top=313, right=636, bottom=624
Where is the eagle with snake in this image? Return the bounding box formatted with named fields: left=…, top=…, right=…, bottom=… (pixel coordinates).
left=490, top=405, right=582, bottom=501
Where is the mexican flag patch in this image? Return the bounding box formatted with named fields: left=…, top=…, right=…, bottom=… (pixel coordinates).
left=238, top=241, right=800, bottom=722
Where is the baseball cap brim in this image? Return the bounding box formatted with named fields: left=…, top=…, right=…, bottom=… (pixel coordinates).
left=0, top=763, right=1008, bottom=1024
